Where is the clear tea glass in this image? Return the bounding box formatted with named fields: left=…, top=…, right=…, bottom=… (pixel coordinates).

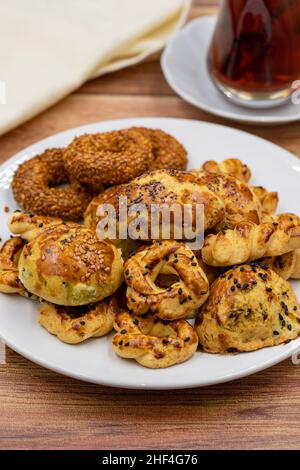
left=208, top=0, right=300, bottom=108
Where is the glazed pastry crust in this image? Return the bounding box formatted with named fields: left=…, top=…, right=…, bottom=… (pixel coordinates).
left=39, top=297, right=118, bottom=344
left=113, top=311, right=198, bottom=368
left=260, top=249, right=300, bottom=280
left=198, top=158, right=251, bottom=183
left=99, top=170, right=226, bottom=235
left=0, top=237, right=25, bottom=294
left=18, top=223, right=124, bottom=306
left=196, top=264, right=300, bottom=353
left=124, top=240, right=209, bottom=320
left=9, top=211, right=65, bottom=242
left=202, top=213, right=300, bottom=267
left=251, top=186, right=279, bottom=215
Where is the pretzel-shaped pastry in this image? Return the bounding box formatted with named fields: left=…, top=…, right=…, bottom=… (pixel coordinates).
left=197, top=158, right=251, bottom=183
left=202, top=213, right=300, bottom=267
left=39, top=296, right=118, bottom=344
left=112, top=311, right=198, bottom=368
left=125, top=240, right=209, bottom=320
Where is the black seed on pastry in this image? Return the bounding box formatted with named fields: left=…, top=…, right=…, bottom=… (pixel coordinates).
left=118, top=340, right=123, bottom=346
left=288, top=325, right=292, bottom=331
left=293, top=306, right=298, bottom=311
left=266, top=287, right=273, bottom=292
left=120, top=329, right=127, bottom=334
left=227, top=273, right=233, bottom=280
left=231, top=286, right=235, bottom=292
left=178, top=288, right=183, bottom=295
left=162, top=339, right=169, bottom=345
left=273, top=331, right=280, bottom=336
left=184, top=337, right=190, bottom=343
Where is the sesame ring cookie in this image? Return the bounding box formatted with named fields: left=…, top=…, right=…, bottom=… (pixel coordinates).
left=112, top=311, right=198, bottom=369
left=12, top=148, right=94, bottom=221
left=124, top=240, right=209, bottom=320
left=39, top=296, right=118, bottom=344
left=132, top=127, right=188, bottom=170
left=63, top=129, right=154, bottom=191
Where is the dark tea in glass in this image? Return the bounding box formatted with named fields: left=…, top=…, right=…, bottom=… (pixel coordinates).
left=208, top=0, right=300, bottom=107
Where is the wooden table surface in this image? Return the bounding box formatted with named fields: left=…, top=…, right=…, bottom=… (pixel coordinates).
left=1, top=0, right=300, bottom=450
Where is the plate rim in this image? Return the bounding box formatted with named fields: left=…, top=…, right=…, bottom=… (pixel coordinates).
left=0, top=116, right=300, bottom=390
left=161, top=15, right=300, bottom=126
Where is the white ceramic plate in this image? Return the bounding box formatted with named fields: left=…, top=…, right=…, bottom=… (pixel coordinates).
left=161, top=16, right=300, bottom=126
left=0, top=117, right=299, bottom=389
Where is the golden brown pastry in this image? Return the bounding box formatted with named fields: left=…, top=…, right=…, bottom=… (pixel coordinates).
left=195, top=171, right=261, bottom=229
left=113, top=311, right=198, bottom=368
left=39, top=296, right=118, bottom=344
left=9, top=211, right=64, bottom=242
left=124, top=240, right=209, bottom=320
left=196, top=158, right=251, bottom=183
left=84, top=184, right=126, bottom=231
left=259, top=250, right=300, bottom=280
left=91, top=169, right=226, bottom=238
left=18, top=223, right=123, bottom=306
left=0, top=237, right=26, bottom=294
left=196, top=264, right=300, bottom=353
left=251, top=186, right=279, bottom=215
left=202, top=213, right=300, bottom=267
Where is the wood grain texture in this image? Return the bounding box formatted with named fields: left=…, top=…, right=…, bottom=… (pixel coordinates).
left=1, top=0, right=300, bottom=450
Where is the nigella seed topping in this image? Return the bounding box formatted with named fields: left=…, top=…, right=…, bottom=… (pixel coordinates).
left=162, top=339, right=169, bottom=345
left=293, top=306, right=298, bottom=311
left=120, top=329, right=127, bottom=334
left=180, top=298, right=186, bottom=305
left=133, top=319, right=139, bottom=326
left=288, top=324, right=292, bottom=331
left=240, top=267, right=245, bottom=272
left=184, top=337, right=190, bottom=343
left=227, top=273, right=233, bottom=280
left=233, top=279, right=238, bottom=285
left=231, top=286, right=235, bottom=292
left=118, top=340, right=123, bottom=346
left=178, top=288, right=183, bottom=295
left=281, top=301, right=289, bottom=316
left=266, top=287, right=273, bottom=293
left=273, top=331, right=279, bottom=336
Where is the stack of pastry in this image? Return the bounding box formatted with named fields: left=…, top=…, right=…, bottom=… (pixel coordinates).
left=1, top=128, right=299, bottom=370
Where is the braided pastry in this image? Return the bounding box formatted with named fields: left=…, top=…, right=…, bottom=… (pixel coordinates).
left=202, top=213, right=300, bottom=267
left=9, top=211, right=65, bottom=242
left=195, top=158, right=251, bottom=183
left=196, top=264, right=300, bottom=353
left=195, top=171, right=261, bottom=228
left=113, top=311, right=198, bottom=368
left=259, top=250, right=300, bottom=280
left=124, top=240, right=209, bottom=320
left=251, top=186, right=279, bottom=215
left=39, top=297, right=118, bottom=344
left=0, top=237, right=25, bottom=294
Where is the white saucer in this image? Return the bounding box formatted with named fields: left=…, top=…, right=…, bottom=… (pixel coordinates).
left=0, top=117, right=300, bottom=389
left=161, top=16, right=300, bottom=126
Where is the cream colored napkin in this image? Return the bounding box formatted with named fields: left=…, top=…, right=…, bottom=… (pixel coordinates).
left=0, top=0, right=191, bottom=136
